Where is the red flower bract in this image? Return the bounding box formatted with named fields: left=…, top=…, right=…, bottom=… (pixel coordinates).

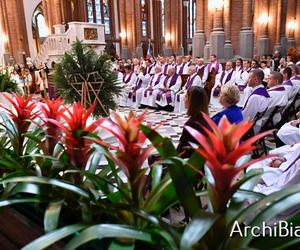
left=93, top=111, right=154, bottom=205
left=49, top=102, right=104, bottom=169
left=37, top=98, right=65, bottom=155
left=186, top=113, right=273, bottom=213
left=0, top=94, right=39, bottom=155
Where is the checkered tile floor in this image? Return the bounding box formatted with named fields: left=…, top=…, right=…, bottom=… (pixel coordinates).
left=117, top=107, right=188, bottom=146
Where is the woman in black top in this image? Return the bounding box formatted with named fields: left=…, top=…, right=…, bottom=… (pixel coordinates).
left=177, top=86, right=210, bottom=158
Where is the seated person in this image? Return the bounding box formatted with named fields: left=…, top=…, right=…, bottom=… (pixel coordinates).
left=212, top=85, right=243, bottom=125
left=242, top=69, right=270, bottom=121
left=210, top=61, right=236, bottom=108
left=174, top=65, right=202, bottom=113
left=155, top=67, right=182, bottom=109
left=177, top=86, right=210, bottom=158
left=248, top=143, right=300, bottom=195
left=276, top=111, right=300, bottom=146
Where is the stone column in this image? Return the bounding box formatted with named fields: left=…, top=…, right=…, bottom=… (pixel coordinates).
left=54, top=0, right=63, bottom=25
left=135, top=0, right=143, bottom=58
left=286, top=0, right=296, bottom=49
left=163, top=0, right=173, bottom=56
left=239, top=0, right=253, bottom=58
left=257, top=0, right=270, bottom=55
left=296, top=0, right=300, bottom=49
left=209, top=2, right=225, bottom=59
left=119, top=0, right=130, bottom=59
left=192, top=0, right=205, bottom=58
left=204, top=0, right=213, bottom=60
left=274, top=0, right=282, bottom=52
left=177, top=0, right=184, bottom=55
left=0, top=0, right=10, bottom=64
left=223, top=0, right=233, bottom=59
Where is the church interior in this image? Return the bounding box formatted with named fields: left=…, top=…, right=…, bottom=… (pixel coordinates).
left=0, top=0, right=300, bottom=249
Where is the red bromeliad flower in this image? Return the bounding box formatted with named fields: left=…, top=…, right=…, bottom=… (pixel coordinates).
left=0, top=94, right=39, bottom=155
left=37, top=98, right=65, bottom=155
left=94, top=111, right=154, bottom=205
left=186, top=113, right=273, bottom=213
left=50, top=102, right=103, bottom=170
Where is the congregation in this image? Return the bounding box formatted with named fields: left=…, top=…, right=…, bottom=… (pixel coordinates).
left=113, top=52, right=300, bottom=194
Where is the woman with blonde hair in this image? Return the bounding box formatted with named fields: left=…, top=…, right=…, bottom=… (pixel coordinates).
left=212, top=85, right=243, bottom=125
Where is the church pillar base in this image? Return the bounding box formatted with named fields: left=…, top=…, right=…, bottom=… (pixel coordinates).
left=224, top=42, right=233, bottom=59
left=176, top=46, right=184, bottom=56
left=121, top=46, right=130, bottom=59
left=3, top=52, right=10, bottom=66
left=257, top=36, right=270, bottom=56
left=204, top=42, right=210, bottom=60
left=239, top=29, right=253, bottom=59
left=210, top=30, right=225, bottom=59
left=192, top=32, right=205, bottom=58
left=136, top=45, right=143, bottom=58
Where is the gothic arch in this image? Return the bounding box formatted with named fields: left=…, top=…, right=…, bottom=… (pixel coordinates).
left=23, top=0, right=43, bottom=58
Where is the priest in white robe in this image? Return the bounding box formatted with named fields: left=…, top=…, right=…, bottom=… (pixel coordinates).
left=242, top=69, right=270, bottom=121
left=235, top=60, right=252, bottom=107
left=118, top=64, right=137, bottom=107
left=156, top=67, right=182, bottom=108
left=248, top=144, right=300, bottom=195
left=277, top=112, right=300, bottom=145
left=127, top=66, right=150, bottom=108
left=174, top=65, right=203, bottom=113
left=210, top=61, right=236, bottom=108
left=140, top=65, right=165, bottom=108
left=175, top=56, right=189, bottom=75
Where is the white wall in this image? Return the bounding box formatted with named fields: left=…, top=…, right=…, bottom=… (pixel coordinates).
left=23, top=0, right=42, bottom=59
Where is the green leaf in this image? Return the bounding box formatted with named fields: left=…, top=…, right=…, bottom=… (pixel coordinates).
left=108, top=241, right=134, bottom=250
left=0, top=197, right=46, bottom=207
left=141, top=125, right=201, bottom=217
left=143, top=174, right=177, bottom=215
left=21, top=224, right=86, bottom=250
left=64, top=224, right=155, bottom=250
left=180, top=211, right=220, bottom=250
left=151, top=165, right=163, bottom=190
left=1, top=176, right=90, bottom=198
left=231, top=184, right=300, bottom=248
left=44, top=201, right=63, bottom=233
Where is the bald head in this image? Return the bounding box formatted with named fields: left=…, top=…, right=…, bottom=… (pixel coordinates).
left=167, top=67, right=175, bottom=76
left=188, top=65, right=196, bottom=75
left=225, top=61, right=233, bottom=71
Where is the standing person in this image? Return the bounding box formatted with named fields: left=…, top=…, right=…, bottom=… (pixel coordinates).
left=273, top=50, right=281, bottom=71
left=174, top=65, right=203, bottom=113
left=204, top=54, right=223, bottom=99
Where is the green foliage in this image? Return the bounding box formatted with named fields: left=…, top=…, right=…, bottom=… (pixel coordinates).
left=0, top=71, right=20, bottom=94
left=53, top=39, right=121, bottom=117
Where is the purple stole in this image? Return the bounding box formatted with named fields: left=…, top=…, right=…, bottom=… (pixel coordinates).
left=207, top=62, right=220, bottom=73
left=243, top=87, right=270, bottom=109
left=197, top=65, right=205, bottom=78
left=268, top=86, right=286, bottom=92
left=291, top=76, right=300, bottom=81
left=176, top=74, right=197, bottom=102
left=163, top=64, right=169, bottom=75
left=146, top=65, right=153, bottom=74
left=176, top=63, right=186, bottom=75
left=156, top=74, right=180, bottom=104
left=144, top=73, right=163, bottom=97
left=283, top=80, right=293, bottom=86
left=214, top=70, right=234, bottom=97
left=220, top=70, right=234, bottom=85
left=123, top=72, right=134, bottom=84
left=128, top=78, right=143, bottom=102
